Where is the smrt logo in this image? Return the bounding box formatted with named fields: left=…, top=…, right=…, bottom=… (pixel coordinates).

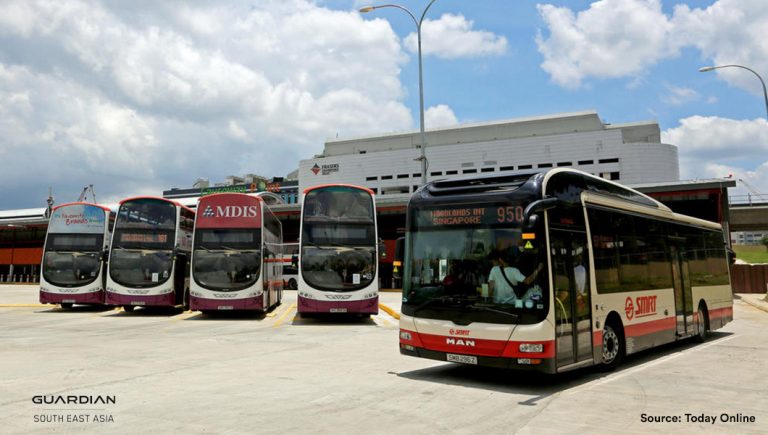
left=625, top=295, right=658, bottom=320
left=625, top=297, right=634, bottom=320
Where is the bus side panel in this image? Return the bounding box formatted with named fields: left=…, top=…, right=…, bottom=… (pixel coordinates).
left=592, top=289, right=677, bottom=356
left=691, top=284, right=733, bottom=330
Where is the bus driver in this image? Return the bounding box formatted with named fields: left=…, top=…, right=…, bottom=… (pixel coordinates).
left=487, top=250, right=543, bottom=305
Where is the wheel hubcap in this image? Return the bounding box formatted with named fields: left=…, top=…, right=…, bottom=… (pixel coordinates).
left=603, top=327, right=618, bottom=363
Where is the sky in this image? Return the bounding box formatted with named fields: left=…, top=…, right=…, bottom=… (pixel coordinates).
left=1, top=0, right=767, bottom=210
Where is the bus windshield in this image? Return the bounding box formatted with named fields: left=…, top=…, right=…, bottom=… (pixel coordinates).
left=193, top=229, right=261, bottom=291
left=301, top=186, right=376, bottom=292
left=403, top=204, right=549, bottom=324
left=109, top=248, right=173, bottom=287
left=43, top=234, right=104, bottom=287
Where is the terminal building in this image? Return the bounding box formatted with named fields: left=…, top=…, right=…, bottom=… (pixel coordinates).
left=299, top=110, right=680, bottom=196
left=0, top=110, right=736, bottom=286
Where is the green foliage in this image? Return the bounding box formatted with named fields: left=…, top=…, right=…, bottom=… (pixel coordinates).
left=733, top=244, right=768, bottom=264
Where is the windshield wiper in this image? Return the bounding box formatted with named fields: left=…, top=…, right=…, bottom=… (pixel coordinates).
left=469, top=305, right=519, bottom=319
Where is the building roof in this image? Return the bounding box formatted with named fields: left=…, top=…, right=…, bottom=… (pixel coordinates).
left=322, top=110, right=661, bottom=157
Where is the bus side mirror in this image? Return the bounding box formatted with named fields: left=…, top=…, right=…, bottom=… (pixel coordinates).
left=523, top=198, right=559, bottom=229
left=101, top=249, right=109, bottom=262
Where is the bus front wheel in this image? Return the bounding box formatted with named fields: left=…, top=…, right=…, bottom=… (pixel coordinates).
left=601, top=321, right=624, bottom=370
left=123, top=305, right=135, bottom=312
left=60, top=303, right=73, bottom=309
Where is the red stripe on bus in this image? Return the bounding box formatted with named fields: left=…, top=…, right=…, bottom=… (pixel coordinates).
left=624, top=316, right=676, bottom=337
left=709, top=306, right=733, bottom=320
left=400, top=330, right=555, bottom=358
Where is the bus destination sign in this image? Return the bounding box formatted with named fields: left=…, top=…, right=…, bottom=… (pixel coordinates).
left=416, top=204, right=525, bottom=227
left=119, top=232, right=169, bottom=244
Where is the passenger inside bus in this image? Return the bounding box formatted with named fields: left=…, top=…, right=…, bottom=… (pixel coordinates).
left=487, top=249, right=543, bottom=305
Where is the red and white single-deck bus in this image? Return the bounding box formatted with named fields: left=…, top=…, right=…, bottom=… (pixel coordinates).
left=106, top=197, right=194, bottom=311
left=400, top=169, right=733, bottom=372
left=298, top=184, right=379, bottom=315
left=190, top=193, right=283, bottom=313
left=40, top=202, right=114, bottom=308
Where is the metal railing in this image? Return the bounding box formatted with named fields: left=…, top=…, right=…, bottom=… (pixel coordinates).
left=730, top=194, right=768, bottom=206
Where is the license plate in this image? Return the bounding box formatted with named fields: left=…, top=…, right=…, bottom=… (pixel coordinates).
left=447, top=353, right=478, bottom=365
left=218, top=306, right=234, bottom=310
left=62, top=299, right=75, bottom=303
left=131, top=301, right=145, bottom=306
left=330, top=308, right=348, bottom=313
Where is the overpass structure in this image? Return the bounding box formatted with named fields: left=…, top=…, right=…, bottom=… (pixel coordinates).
left=729, top=203, right=768, bottom=232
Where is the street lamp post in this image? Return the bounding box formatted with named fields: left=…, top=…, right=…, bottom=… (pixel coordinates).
left=361, top=1, right=439, bottom=186
left=699, top=64, right=768, bottom=120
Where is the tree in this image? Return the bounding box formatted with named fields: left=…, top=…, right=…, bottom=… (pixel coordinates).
left=761, top=234, right=768, bottom=252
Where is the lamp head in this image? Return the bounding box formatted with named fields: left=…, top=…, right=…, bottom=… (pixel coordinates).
left=359, top=6, right=375, bottom=13
left=699, top=66, right=716, bottom=72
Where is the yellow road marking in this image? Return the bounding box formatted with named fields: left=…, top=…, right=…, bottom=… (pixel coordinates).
left=171, top=311, right=201, bottom=322
left=0, top=304, right=48, bottom=308
left=378, top=303, right=400, bottom=320
left=273, top=303, right=296, bottom=328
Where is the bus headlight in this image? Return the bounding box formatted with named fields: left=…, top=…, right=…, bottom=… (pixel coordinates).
left=519, top=343, right=543, bottom=353
left=400, top=331, right=412, bottom=341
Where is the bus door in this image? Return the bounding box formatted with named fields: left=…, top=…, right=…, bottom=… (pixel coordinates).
left=550, top=229, right=592, bottom=368
left=670, top=245, right=694, bottom=336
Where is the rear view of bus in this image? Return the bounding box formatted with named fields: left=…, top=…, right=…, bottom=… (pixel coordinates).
left=298, top=184, right=378, bottom=314
left=106, top=197, right=194, bottom=311
left=40, top=203, right=113, bottom=308
left=190, top=193, right=283, bottom=313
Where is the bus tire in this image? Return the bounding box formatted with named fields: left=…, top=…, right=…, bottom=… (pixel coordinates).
left=288, top=278, right=297, bottom=290
left=694, top=303, right=709, bottom=343
left=123, top=305, right=135, bottom=312
left=183, top=289, right=190, bottom=311
left=601, top=319, right=624, bottom=371
left=60, top=303, right=73, bottom=309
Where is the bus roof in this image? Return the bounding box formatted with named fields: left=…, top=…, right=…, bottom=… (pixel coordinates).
left=119, top=196, right=195, bottom=214
left=303, top=184, right=375, bottom=195
left=52, top=202, right=113, bottom=213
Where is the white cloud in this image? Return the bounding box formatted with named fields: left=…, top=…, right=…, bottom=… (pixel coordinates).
left=535, top=0, right=768, bottom=92
left=404, top=13, right=507, bottom=59
left=536, top=0, right=676, bottom=89
left=662, top=115, right=768, bottom=194
left=425, top=104, right=458, bottom=129
left=661, top=85, right=700, bottom=106
left=0, top=0, right=415, bottom=208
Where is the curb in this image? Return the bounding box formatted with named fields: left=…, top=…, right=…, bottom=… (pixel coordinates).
left=378, top=303, right=401, bottom=320
left=736, top=295, right=768, bottom=314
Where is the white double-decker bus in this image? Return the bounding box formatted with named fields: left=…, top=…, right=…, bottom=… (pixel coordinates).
left=40, top=202, right=114, bottom=308
left=399, top=169, right=733, bottom=372
left=106, top=197, right=195, bottom=311
left=298, top=184, right=379, bottom=315
left=190, top=193, right=283, bottom=313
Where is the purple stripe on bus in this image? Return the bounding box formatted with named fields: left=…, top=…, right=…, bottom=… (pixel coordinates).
left=190, top=294, right=264, bottom=311
left=40, top=290, right=105, bottom=305
left=297, top=295, right=379, bottom=314
left=105, top=291, right=176, bottom=307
